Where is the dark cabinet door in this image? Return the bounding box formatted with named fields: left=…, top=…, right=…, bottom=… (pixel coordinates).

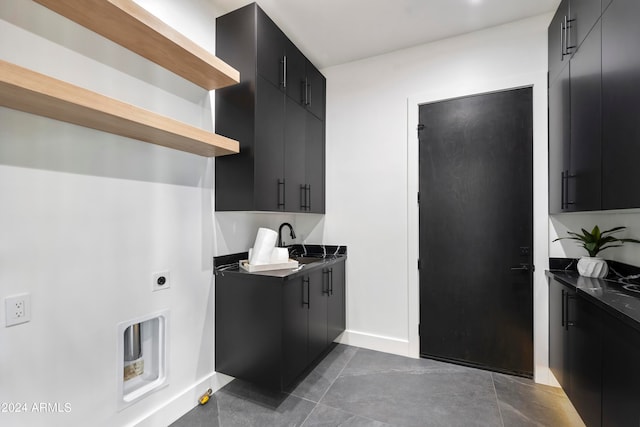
left=602, top=314, right=640, bottom=427
left=569, top=295, right=602, bottom=427
left=548, top=65, right=571, bottom=213
left=282, top=277, right=309, bottom=387
left=255, top=76, right=285, bottom=211
left=569, top=21, right=602, bottom=211
left=284, top=97, right=306, bottom=212
left=327, top=261, right=346, bottom=344
left=571, top=0, right=602, bottom=49
left=305, top=112, right=325, bottom=213
left=602, top=0, right=640, bottom=209
left=307, top=268, right=328, bottom=363
left=284, top=39, right=307, bottom=105
left=549, top=279, right=571, bottom=391
left=549, top=0, right=570, bottom=85
left=305, top=62, right=326, bottom=120
left=257, top=6, right=286, bottom=90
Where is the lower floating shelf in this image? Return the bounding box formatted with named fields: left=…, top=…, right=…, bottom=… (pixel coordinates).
left=0, top=60, right=239, bottom=157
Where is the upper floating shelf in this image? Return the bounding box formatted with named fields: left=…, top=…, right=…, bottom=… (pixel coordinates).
left=33, top=0, right=240, bottom=90
left=0, top=60, right=239, bottom=157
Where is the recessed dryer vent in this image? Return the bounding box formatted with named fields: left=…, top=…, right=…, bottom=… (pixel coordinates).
left=117, top=310, right=169, bottom=410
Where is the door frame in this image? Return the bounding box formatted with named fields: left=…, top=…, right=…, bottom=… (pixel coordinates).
left=406, top=72, right=552, bottom=384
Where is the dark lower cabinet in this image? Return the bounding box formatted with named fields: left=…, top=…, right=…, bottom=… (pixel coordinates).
left=601, top=313, right=640, bottom=427
left=327, top=261, right=346, bottom=344
left=216, top=257, right=346, bottom=389
left=549, top=278, right=571, bottom=390
left=549, top=278, right=602, bottom=427
left=569, top=294, right=602, bottom=427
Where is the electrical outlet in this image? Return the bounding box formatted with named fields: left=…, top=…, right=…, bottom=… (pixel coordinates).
left=5, top=293, right=31, bottom=327
left=152, top=271, right=171, bottom=292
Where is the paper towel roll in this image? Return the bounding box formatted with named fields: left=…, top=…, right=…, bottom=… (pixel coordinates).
left=249, top=228, right=278, bottom=265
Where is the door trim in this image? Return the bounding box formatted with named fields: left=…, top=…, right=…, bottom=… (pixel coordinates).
left=406, top=72, right=551, bottom=384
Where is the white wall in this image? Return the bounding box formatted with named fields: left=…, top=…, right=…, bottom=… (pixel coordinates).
left=0, top=1, right=230, bottom=426
left=322, top=14, right=556, bottom=382
left=550, top=210, right=640, bottom=266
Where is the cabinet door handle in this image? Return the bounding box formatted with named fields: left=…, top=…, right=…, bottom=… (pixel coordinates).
left=278, top=179, right=285, bottom=209
left=561, top=289, right=565, bottom=327
left=322, top=269, right=330, bottom=295
left=302, top=277, right=310, bottom=307
left=560, top=20, right=565, bottom=59
left=281, top=56, right=287, bottom=88
left=561, top=171, right=566, bottom=209
left=306, top=185, right=311, bottom=211
left=307, top=81, right=312, bottom=106
left=566, top=17, right=576, bottom=54
left=329, top=268, right=333, bottom=296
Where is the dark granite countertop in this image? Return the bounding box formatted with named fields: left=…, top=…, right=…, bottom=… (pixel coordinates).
left=546, top=258, right=640, bottom=332
left=214, top=244, right=347, bottom=279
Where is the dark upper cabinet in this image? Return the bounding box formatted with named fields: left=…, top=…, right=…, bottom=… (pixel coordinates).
left=548, top=19, right=601, bottom=214
left=601, top=312, right=640, bottom=427
left=548, top=65, right=571, bottom=214
left=548, top=0, right=600, bottom=81
left=549, top=0, right=570, bottom=85
left=602, top=0, right=640, bottom=209
left=215, top=3, right=326, bottom=213
left=545, top=0, right=640, bottom=213
left=569, top=21, right=602, bottom=212
left=572, top=0, right=602, bottom=50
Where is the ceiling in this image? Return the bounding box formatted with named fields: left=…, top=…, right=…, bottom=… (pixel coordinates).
left=211, top=0, right=560, bottom=69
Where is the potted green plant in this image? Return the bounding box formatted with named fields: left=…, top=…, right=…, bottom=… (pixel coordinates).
left=553, top=225, right=640, bottom=278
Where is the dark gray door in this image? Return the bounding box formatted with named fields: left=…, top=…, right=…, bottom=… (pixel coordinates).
left=418, top=88, right=534, bottom=378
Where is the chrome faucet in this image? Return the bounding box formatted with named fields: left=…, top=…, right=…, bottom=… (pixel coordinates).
left=277, top=223, right=296, bottom=247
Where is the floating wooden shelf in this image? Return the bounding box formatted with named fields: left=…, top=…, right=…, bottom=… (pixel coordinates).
left=0, top=60, right=240, bottom=157
left=33, top=0, right=240, bottom=90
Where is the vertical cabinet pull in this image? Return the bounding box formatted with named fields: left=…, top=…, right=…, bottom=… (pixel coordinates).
left=299, top=184, right=311, bottom=211
left=329, top=268, right=333, bottom=296
left=561, top=15, right=576, bottom=59
left=281, top=56, right=287, bottom=88
left=302, top=277, right=310, bottom=307
left=322, top=269, right=330, bottom=295
left=560, top=21, right=565, bottom=59
left=561, top=289, right=565, bottom=327
left=561, top=171, right=566, bottom=210
left=278, top=179, right=285, bottom=209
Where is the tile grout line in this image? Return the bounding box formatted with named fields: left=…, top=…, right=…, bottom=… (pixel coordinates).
left=299, top=345, right=359, bottom=427
left=490, top=372, right=506, bottom=427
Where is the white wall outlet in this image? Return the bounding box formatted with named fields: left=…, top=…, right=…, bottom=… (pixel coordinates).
left=152, top=271, right=171, bottom=292
left=5, top=293, right=31, bottom=327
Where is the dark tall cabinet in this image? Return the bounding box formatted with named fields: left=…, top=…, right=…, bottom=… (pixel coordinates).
left=215, top=3, right=326, bottom=213
left=548, top=0, right=602, bottom=213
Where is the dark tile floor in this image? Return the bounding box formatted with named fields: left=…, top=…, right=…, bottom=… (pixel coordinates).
left=171, top=345, right=584, bottom=427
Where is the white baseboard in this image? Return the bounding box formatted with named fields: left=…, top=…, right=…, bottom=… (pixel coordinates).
left=337, top=329, right=411, bottom=357
left=132, top=372, right=233, bottom=427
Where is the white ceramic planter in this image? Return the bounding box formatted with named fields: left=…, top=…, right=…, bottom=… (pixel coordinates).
left=577, top=256, right=609, bottom=278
